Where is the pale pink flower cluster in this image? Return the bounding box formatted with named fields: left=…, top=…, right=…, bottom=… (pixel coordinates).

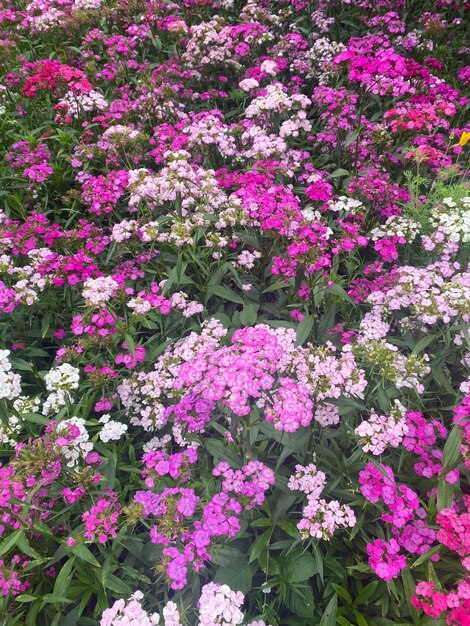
left=198, top=582, right=244, bottom=626
left=182, top=113, right=237, bottom=157
left=118, top=321, right=366, bottom=434
left=287, top=463, right=326, bottom=500
left=366, top=245, right=470, bottom=327
left=355, top=400, right=408, bottom=455
left=288, top=464, right=356, bottom=540
left=292, top=342, right=367, bottom=402
left=73, top=0, right=103, bottom=8
left=163, top=602, right=182, bottom=626
left=314, top=402, right=340, bottom=427
left=101, top=584, right=271, bottom=626
left=235, top=250, right=261, bottom=270
left=82, top=276, right=119, bottom=307
left=170, top=292, right=205, bottom=318
left=127, top=153, right=226, bottom=215
left=118, top=320, right=228, bottom=430
left=100, top=591, right=160, bottom=626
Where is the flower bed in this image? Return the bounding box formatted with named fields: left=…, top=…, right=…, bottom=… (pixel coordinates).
left=0, top=0, right=469, bottom=624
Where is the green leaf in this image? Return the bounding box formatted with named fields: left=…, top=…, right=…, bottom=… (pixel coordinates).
left=239, top=303, right=258, bottom=326
left=326, top=283, right=354, bottom=303
left=441, top=426, right=462, bottom=474
left=60, top=606, right=82, bottom=626
left=411, top=334, right=436, bottom=354
left=401, top=569, right=420, bottom=625
left=437, top=479, right=453, bottom=511
left=344, top=131, right=360, bottom=147
left=124, top=333, right=136, bottom=357
left=295, top=314, right=315, bottom=345
left=286, top=585, right=315, bottom=619
left=70, top=543, right=101, bottom=567
left=431, top=367, right=453, bottom=394
left=330, top=168, right=350, bottom=178
left=249, top=529, right=272, bottom=564
left=353, top=609, right=369, bottom=626
left=53, top=557, right=75, bottom=598
left=0, top=529, right=23, bottom=557
left=41, top=312, right=52, bottom=338
left=15, top=595, right=37, bottom=603
left=410, top=545, right=441, bottom=569
left=311, top=542, right=324, bottom=583
left=214, top=564, right=253, bottom=595
left=276, top=519, right=300, bottom=539
left=41, top=594, right=73, bottom=604
left=207, top=285, right=243, bottom=304
left=102, top=573, right=131, bottom=595
left=9, top=357, right=32, bottom=372
left=331, top=583, right=352, bottom=604
left=354, top=581, right=378, bottom=606
left=281, top=553, right=318, bottom=583
left=319, top=593, right=337, bottom=626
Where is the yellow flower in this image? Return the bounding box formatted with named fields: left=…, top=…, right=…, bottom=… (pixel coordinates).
left=459, top=131, right=470, bottom=147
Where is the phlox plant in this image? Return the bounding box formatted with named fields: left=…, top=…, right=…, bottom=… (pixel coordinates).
left=0, top=0, right=469, bottom=625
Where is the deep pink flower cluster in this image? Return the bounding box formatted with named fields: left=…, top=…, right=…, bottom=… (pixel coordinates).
left=22, top=59, right=93, bottom=97
left=140, top=487, right=242, bottom=590
left=412, top=578, right=470, bottom=625
left=115, top=342, right=146, bottom=370
left=436, top=497, right=470, bottom=571
left=133, top=459, right=274, bottom=589
left=403, top=411, right=458, bottom=482
left=77, top=170, right=129, bottom=216
left=82, top=493, right=121, bottom=544
left=366, top=539, right=406, bottom=583
left=165, top=394, right=215, bottom=435
left=142, top=448, right=198, bottom=485
left=359, top=462, right=437, bottom=580
left=454, top=395, right=470, bottom=469
left=0, top=557, right=30, bottom=597
left=412, top=495, right=470, bottom=624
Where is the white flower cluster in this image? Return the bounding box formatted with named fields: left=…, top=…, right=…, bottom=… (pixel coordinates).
left=73, top=0, right=103, bottom=8
left=57, top=417, right=93, bottom=467
left=99, top=414, right=128, bottom=443
left=0, top=415, right=22, bottom=446
left=58, top=90, right=108, bottom=118
left=0, top=350, right=21, bottom=401
left=245, top=83, right=310, bottom=119
left=430, top=196, right=470, bottom=243
left=0, top=85, right=6, bottom=116
left=306, top=37, right=345, bottom=81
left=43, top=364, right=80, bottom=415
left=327, top=196, right=364, bottom=214
left=45, top=363, right=80, bottom=392
left=370, top=215, right=421, bottom=243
